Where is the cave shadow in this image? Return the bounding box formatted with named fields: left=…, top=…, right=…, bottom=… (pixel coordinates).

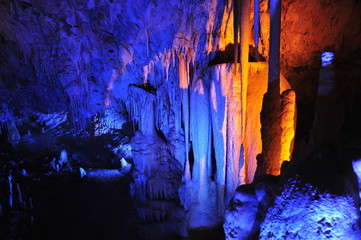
left=208, top=44, right=263, bottom=66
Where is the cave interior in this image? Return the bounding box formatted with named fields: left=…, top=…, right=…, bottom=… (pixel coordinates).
left=1, top=0, right=361, bottom=239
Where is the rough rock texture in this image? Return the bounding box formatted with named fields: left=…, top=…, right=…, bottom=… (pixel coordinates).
left=260, top=176, right=361, bottom=240
left=280, top=89, right=296, bottom=162
left=223, top=175, right=278, bottom=240
left=130, top=131, right=186, bottom=239
left=225, top=144, right=361, bottom=240
left=280, top=0, right=361, bottom=152
left=259, top=139, right=361, bottom=239
left=352, top=158, right=361, bottom=211
left=281, top=0, right=361, bottom=68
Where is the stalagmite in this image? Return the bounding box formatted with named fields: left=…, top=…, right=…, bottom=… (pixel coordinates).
left=310, top=52, right=343, bottom=150
left=21, top=169, right=28, bottom=176
left=280, top=89, right=296, bottom=162
left=259, top=0, right=282, bottom=175
left=79, top=167, right=87, bottom=178
left=120, top=158, right=131, bottom=173
left=59, top=150, right=68, bottom=167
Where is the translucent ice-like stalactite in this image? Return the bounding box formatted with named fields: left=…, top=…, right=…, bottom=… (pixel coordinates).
left=210, top=65, right=228, bottom=214
left=179, top=54, right=191, bottom=181
left=190, top=77, right=212, bottom=186
left=127, top=85, right=156, bottom=137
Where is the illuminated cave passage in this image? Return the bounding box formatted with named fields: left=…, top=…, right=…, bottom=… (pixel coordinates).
left=0, top=0, right=361, bottom=239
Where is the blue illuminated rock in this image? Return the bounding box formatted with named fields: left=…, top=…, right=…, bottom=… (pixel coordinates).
left=260, top=176, right=361, bottom=240
left=224, top=175, right=278, bottom=240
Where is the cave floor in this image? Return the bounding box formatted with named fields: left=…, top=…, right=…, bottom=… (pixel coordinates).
left=25, top=173, right=141, bottom=240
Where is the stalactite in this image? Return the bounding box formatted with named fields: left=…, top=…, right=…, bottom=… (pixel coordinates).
left=239, top=0, right=251, bottom=184
left=239, top=0, right=250, bottom=103
left=147, top=180, right=175, bottom=200
left=254, top=0, right=260, bottom=60
left=233, top=0, right=240, bottom=66
left=219, top=0, right=234, bottom=51
left=210, top=65, right=228, bottom=213
left=225, top=63, right=243, bottom=202
left=146, top=28, right=150, bottom=57
left=143, top=61, right=154, bottom=86
left=190, top=77, right=211, bottom=184
left=268, top=0, right=281, bottom=94
left=127, top=85, right=156, bottom=137
left=69, top=92, right=90, bottom=133
left=131, top=174, right=148, bottom=203
left=104, top=69, right=118, bottom=109
left=209, top=62, right=258, bottom=205
left=259, top=0, right=282, bottom=175
left=179, top=54, right=191, bottom=181
left=160, top=50, right=171, bottom=80
left=186, top=75, right=224, bottom=228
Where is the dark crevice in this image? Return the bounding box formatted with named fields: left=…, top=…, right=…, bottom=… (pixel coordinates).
left=129, top=83, right=156, bottom=95
left=211, top=132, right=217, bottom=181
left=189, top=142, right=195, bottom=179
left=208, top=44, right=264, bottom=66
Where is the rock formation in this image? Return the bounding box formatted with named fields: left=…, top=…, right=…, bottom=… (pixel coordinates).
left=0, top=0, right=360, bottom=239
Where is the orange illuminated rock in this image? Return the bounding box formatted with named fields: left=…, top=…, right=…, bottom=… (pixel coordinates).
left=280, top=89, right=296, bottom=163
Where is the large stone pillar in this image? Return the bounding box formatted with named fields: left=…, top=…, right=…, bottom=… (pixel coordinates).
left=259, top=0, right=282, bottom=175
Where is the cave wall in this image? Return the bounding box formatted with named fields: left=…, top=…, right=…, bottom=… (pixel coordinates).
left=1, top=0, right=360, bottom=135
left=280, top=0, right=361, bottom=141
left=2, top=0, right=360, bottom=137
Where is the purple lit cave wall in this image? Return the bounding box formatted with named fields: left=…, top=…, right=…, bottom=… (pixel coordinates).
left=1, top=0, right=361, bottom=239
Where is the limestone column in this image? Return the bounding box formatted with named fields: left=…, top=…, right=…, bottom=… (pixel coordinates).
left=259, top=0, right=282, bottom=175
